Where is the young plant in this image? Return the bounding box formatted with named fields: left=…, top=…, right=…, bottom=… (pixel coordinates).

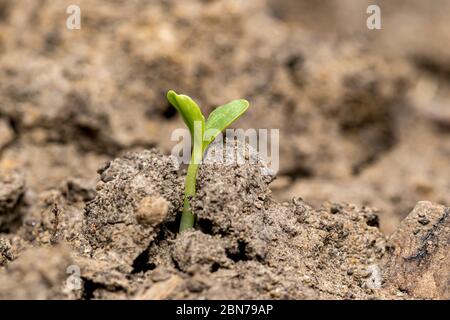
left=167, top=90, right=250, bottom=232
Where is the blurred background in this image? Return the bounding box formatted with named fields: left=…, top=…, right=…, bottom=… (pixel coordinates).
left=0, top=0, right=449, bottom=234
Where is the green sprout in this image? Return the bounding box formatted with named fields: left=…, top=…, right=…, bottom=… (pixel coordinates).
left=167, top=90, right=250, bottom=232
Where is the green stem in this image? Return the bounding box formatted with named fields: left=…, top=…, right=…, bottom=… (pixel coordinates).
left=179, top=120, right=204, bottom=232
left=179, top=162, right=199, bottom=232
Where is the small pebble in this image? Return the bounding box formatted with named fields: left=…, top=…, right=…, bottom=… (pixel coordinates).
left=136, top=196, right=169, bottom=226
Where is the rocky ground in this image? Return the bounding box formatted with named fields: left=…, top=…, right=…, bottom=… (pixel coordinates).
left=0, top=0, right=449, bottom=299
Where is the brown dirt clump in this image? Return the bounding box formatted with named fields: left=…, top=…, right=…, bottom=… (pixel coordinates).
left=83, top=150, right=182, bottom=273
left=0, top=170, right=25, bottom=232
left=0, top=244, right=73, bottom=299
left=1, top=140, right=447, bottom=299
left=384, top=202, right=450, bottom=299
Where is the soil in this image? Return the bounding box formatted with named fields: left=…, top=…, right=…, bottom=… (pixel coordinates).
left=0, top=0, right=449, bottom=299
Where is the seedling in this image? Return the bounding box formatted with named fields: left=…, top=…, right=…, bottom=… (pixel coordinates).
left=167, top=90, right=250, bottom=232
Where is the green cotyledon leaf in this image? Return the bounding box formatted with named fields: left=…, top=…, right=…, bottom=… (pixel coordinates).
left=167, top=90, right=205, bottom=140
left=203, top=99, right=249, bottom=150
